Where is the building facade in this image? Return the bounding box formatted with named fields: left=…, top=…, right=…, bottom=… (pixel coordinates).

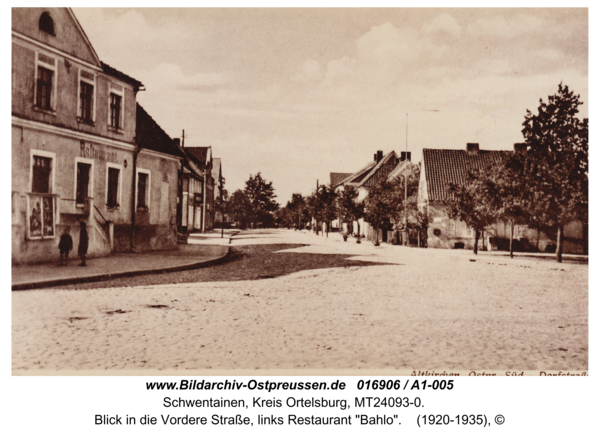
left=336, top=150, right=416, bottom=242
left=418, top=143, right=584, bottom=253
left=12, top=8, right=182, bottom=264
left=179, top=146, right=214, bottom=233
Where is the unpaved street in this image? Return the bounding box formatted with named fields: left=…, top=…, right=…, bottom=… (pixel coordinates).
left=12, top=230, right=588, bottom=373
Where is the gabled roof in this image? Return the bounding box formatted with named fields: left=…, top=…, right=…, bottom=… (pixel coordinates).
left=12, top=8, right=102, bottom=68
left=136, top=104, right=185, bottom=158
left=102, top=62, right=144, bottom=90
left=330, top=172, right=353, bottom=188
left=343, top=151, right=400, bottom=188
left=387, top=159, right=418, bottom=182
left=422, top=148, right=511, bottom=202
left=185, top=146, right=212, bottom=168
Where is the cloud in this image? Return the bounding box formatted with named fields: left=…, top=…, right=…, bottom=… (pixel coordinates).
left=466, top=13, right=545, bottom=39
left=423, top=14, right=461, bottom=36
left=291, top=59, right=323, bottom=83
left=135, top=63, right=232, bottom=97
left=74, top=9, right=195, bottom=61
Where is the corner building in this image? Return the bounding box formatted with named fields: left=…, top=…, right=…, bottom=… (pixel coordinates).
left=11, top=8, right=181, bottom=264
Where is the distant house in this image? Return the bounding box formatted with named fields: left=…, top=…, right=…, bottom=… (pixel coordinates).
left=180, top=146, right=214, bottom=233
left=330, top=172, right=353, bottom=190
left=418, top=143, right=584, bottom=252
left=337, top=150, right=417, bottom=241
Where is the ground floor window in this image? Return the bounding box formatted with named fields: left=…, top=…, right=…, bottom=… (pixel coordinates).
left=106, top=166, right=121, bottom=208
left=32, top=155, right=52, bottom=194
left=136, top=169, right=151, bottom=209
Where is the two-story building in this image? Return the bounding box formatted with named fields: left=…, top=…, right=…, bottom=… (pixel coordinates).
left=12, top=8, right=183, bottom=264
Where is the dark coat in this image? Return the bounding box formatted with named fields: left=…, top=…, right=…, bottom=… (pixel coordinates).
left=58, top=233, right=73, bottom=253
left=78, top=227, right=89, bottom=255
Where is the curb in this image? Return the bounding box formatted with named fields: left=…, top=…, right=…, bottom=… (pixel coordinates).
left=12, top=246, right=232, bottom=291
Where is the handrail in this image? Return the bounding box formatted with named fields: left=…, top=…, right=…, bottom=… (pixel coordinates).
left=94, top=204, right=107, bottom=224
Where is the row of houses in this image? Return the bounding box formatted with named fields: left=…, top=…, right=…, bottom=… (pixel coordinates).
left=332, top=143, right=584, bottom=253
left=11, top=8, right=225, bottom=264
left=330, top=150, right=417, bottom=242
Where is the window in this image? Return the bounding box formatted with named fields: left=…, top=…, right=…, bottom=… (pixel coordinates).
left=77, top=69, right=95, bottom=123
left=109, top=93, right=122, bottom=129
left=137, top=173, right=148, bottom=208
left=79, top=82, right=93, bottom=121
left=32, top=155, right=52, bottom=193
left=39, top=12, right=55, bottom=36
left=36, top=66, right=53, bottom=110
left=106, top=166, right=121, bottom=208
left=35, top=53, right=56, bottom=112
left=76, top=162, right=91, bottom=205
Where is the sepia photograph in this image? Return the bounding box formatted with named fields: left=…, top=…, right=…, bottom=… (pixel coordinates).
left=11, top=7, right=588, bottom=376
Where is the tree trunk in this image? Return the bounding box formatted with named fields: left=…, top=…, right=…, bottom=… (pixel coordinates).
left=509, top=220, right=514, bottom=259
left=474, top=229, right=480, bottom=255
left=583, top=222, right=588, bottom=255
left=556, top=225, right=563, bottom=263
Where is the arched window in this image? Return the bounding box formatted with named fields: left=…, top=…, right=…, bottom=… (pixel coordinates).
left=39, top=12, right=55, bottom=36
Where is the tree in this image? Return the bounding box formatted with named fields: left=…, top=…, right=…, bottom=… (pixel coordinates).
left=288, top=193, right=310, bottom=230
left=477, top=154, right=530, bottom=258
left=228, top=189, right=251, bottom=229
left=520, top=83, right=588, bottom=262
left=364, top=179, right=403, bottom=245
left=390, top=166, right=426, bottom=246
left=445, top=168, right=497, bottom=255
left=336, top=185, right=364, bottom=237
left=243, top=173, right=279, bottom=228
left=306, top=185, right=338, bottom=237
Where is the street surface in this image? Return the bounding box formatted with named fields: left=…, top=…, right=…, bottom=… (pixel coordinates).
left=12, top=229, right=588, bottom=373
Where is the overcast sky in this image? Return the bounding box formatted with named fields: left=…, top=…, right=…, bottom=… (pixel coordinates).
left=72, top=7, right=588, bottom=204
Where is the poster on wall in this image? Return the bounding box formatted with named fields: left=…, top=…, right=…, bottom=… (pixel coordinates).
left=28, top=195, right=43, bottom=238
left=27, top=195, right=54, bottom=239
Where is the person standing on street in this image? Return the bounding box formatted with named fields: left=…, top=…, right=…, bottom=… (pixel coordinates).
left=58, top=227, right=73, bottom=266
left=78, top=222, right=89, bottom=266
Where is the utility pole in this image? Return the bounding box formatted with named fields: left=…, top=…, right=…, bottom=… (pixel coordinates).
left=404, top=113, right=408, bottom=244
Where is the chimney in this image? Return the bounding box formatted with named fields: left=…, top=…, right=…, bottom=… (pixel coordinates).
left=514, top=143, right=527, bottom=154
left=376, top=150, right=383, bottom=163
left=467, top=143, right=479, bottom=155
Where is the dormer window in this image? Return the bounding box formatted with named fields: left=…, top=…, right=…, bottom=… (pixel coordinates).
left=39, top=12, right=55, bottom=36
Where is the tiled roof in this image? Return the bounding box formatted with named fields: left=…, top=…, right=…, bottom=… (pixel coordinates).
left=330, top=172, right=353, bottom=187
left=185, top=147, right=211, bottom=168
left=350, top=151, right=399, bottom=188
left=423, top=148, right=511, bottom=202
left=136, top=104, right=185, bottom=158
left=101, top=62, right=144, bottom=89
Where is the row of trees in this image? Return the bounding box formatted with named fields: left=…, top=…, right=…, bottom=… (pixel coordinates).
left=445, top=84, right=588, bottom=262
left=275, top=167, right=426, bottom=246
